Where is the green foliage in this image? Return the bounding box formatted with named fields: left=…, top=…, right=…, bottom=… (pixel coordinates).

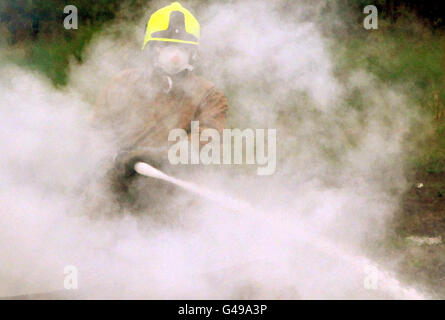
left=8, top=24, right=101, bottom=86
left=334, top=17, right=445, bottom=173
left=0, top=0, right=146, bottom=85
left=340, top=0, right=445, bottom=27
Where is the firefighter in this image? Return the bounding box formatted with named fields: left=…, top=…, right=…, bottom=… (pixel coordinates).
left=93, top=2, right=228, bottom=211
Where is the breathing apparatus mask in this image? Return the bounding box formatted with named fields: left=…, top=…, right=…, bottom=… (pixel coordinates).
left=154, top=43, right=196, bottom=76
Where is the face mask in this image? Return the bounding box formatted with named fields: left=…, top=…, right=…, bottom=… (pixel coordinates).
left=156, top=46, right=193, bottom=75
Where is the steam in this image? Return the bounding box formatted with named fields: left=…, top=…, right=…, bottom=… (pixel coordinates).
left=0, top=0, right=428, bottom=299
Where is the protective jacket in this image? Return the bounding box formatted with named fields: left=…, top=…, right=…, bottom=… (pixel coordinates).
left=93, top=68, right=228, bottom=152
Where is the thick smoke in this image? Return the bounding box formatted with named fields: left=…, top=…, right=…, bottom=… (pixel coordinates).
left=0, top=0, right=428, bottom=298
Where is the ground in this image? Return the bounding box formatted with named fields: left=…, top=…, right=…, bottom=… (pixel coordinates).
left=386, top=171, right=445, bottom=298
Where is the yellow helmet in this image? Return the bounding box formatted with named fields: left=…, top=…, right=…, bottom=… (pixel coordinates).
left=142, top=2, right=200, bottom=49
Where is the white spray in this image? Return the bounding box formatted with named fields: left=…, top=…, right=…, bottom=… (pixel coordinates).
left=0, top=0, right=430, bottom=299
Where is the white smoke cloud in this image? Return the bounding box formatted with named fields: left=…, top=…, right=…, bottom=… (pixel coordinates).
left=0, top=0, right=429, bottom=299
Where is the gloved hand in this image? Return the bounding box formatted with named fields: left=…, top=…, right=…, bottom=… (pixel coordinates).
left=113, top=146, right=168, bottom=179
